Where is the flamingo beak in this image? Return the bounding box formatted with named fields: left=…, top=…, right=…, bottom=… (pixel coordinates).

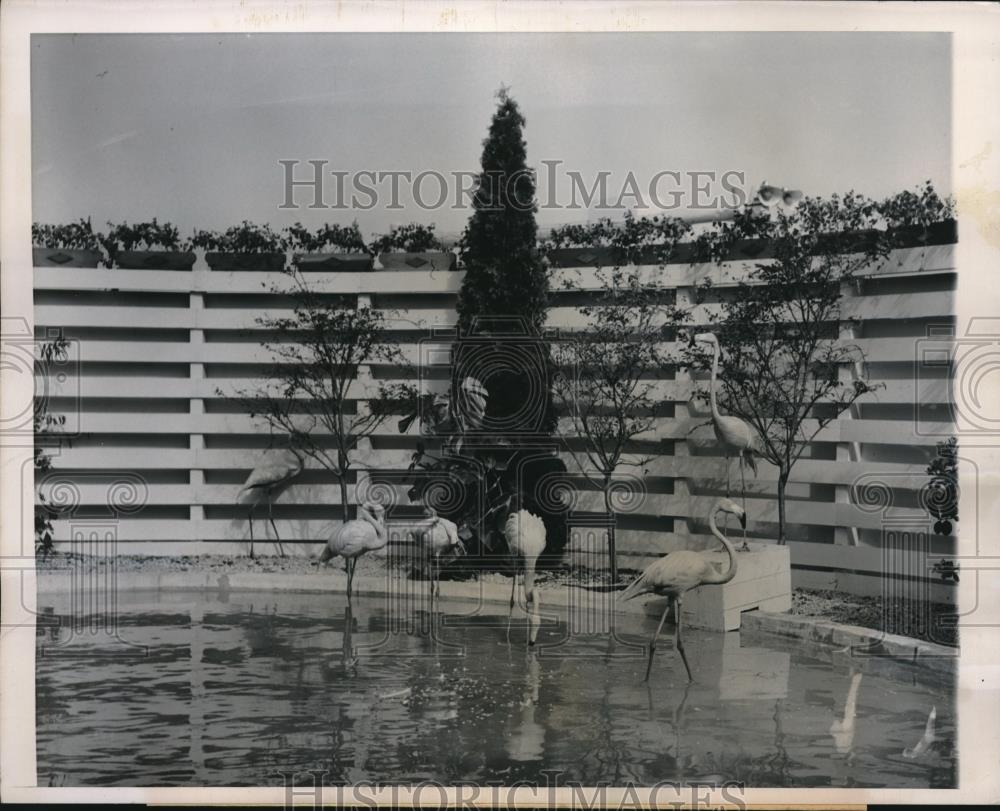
left=739, top=511, right=747, bottom=530
left=687, top=332, right=696, bottom=348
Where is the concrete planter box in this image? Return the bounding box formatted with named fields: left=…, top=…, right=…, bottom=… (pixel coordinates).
left=33, top=247, right=103, bottom=268
left=632, top=544, right=791, bottom=632
left=293, top=252, right=373, bottom=272
left=377, top=251, right=456, bottom=271
left=205, top=252, right=286, bottom=272
left=116, top=250, right=196, bottom=270
left=545, top=245, right=671, bottom=268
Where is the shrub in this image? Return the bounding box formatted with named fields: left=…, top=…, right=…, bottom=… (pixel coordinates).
left=101, top=219, right=186, bottom=266
left=283, top=221, right=368, bottom=254
left=32, top=219, right=102, bottom=252
left=190, top=221, right=285, bottom=253
left=371, top=223, right=442, bottom=254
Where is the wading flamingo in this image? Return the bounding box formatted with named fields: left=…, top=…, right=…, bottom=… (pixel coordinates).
left=692, top=332, right=763, bottom=550
left=503, top=496, right=547, bottom=646
left=237, top=434, right=305, bottom=559
left=619, top=497, right=745, bottom=683
left=408, top=506, right=465, bottom=608
left=319, top=501, right=387, bottom=600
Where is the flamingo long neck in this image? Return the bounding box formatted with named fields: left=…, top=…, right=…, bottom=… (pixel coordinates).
left=706, top=510, right=738, bottom=585
left=708, top=340, right=723, bottom=423
left=360, top=508, right=387, bottom=542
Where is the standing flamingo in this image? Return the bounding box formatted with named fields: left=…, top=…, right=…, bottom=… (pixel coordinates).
left=319, top=501, right=387, bottom=601
left=503, top=496, right=547, bottom=646
left=692, top=332, right=763, bottom=550
left=237, top=435, right=305, bottom=559
left=407, top=506, right=465, bottom=608
left=619, top=497, right=745, bottom=683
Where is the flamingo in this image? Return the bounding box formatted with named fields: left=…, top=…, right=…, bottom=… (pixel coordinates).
left=503, top=496, right=547, bottom=646
left=692, top=332, right=763, bottom=550
left=319, top=501, right=387, bottom=600
left=619, top=497, right=745, bottom=683
left=237, top=435, right=305, bottom=559
left=407, top=506, right=465, bottom=608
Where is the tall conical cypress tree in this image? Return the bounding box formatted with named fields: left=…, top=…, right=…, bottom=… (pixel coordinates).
left=455, top=88, right=556, bottom=440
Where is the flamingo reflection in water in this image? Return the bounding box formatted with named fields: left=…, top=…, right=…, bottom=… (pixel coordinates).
left=830, top=670, right=863, bottom=754
left=902, top=705, right=937, bottom=760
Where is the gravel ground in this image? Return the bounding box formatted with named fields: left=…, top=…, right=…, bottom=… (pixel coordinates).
left=36, top=553, right=956, bottom=646
left=790, top=587, right=958, bottom=647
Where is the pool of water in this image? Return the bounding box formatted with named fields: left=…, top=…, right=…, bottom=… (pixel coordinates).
left=35, top=589, right=956, bottom=788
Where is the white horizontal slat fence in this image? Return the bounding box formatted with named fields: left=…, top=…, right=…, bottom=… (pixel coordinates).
left=34, top=240, right=958, bottom=598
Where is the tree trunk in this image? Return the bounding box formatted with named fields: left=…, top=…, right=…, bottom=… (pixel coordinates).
left=338, top=452, right=351, bottom=522
left=338, top=476, right=350, bottom=523
left=777, top=466, right=789, bottom=545
left=603, top=476, right=618, bottom=583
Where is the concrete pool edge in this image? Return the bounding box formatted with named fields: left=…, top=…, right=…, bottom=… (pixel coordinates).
left=740, top=611, right=957, bottom=678
left=35, top=569, right=957, bottom=676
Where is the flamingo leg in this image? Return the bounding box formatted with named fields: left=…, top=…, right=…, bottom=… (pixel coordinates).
left=724, top=454, right=731, bottom=498
left=644, top=600, right=673, bottom=683
left=739, top=461, right=749, bottom=551
left=248, top=510, right=256, bottom=560
left=346, top=558, right=356, bottom=603
left=506, top=564, right=518, bottom=644
left=267, top=498, right=285, bottom=558
left=430, top=554, right=439, bottom=637
left=427, top=552, right=434, bottom=615
left=524, top=587, right=531, bottom=648
left=526, top=586, right=540, bottom=648
left=675, top=597, right=694, bottom=683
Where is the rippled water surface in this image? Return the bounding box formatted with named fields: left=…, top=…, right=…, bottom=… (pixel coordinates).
left=35, top=589, right=956, bottom=787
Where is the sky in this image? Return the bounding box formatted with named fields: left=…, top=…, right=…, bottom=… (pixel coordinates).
left=30, top=32, right=951, bottom=242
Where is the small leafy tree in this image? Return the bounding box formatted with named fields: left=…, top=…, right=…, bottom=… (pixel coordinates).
left=684, top=190, right=905, bottom=543
left=549, top=214, right=691, bottom=580
left=232, top=270, right=415, bottom=520
left=35, top=334, right=70, bottom=558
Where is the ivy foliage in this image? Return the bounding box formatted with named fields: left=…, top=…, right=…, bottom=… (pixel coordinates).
left=284, top=222, right=368, bottom=254
left=191, top=221, right=285, bottom=253
left=371, top=223, right=442, bottom=254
